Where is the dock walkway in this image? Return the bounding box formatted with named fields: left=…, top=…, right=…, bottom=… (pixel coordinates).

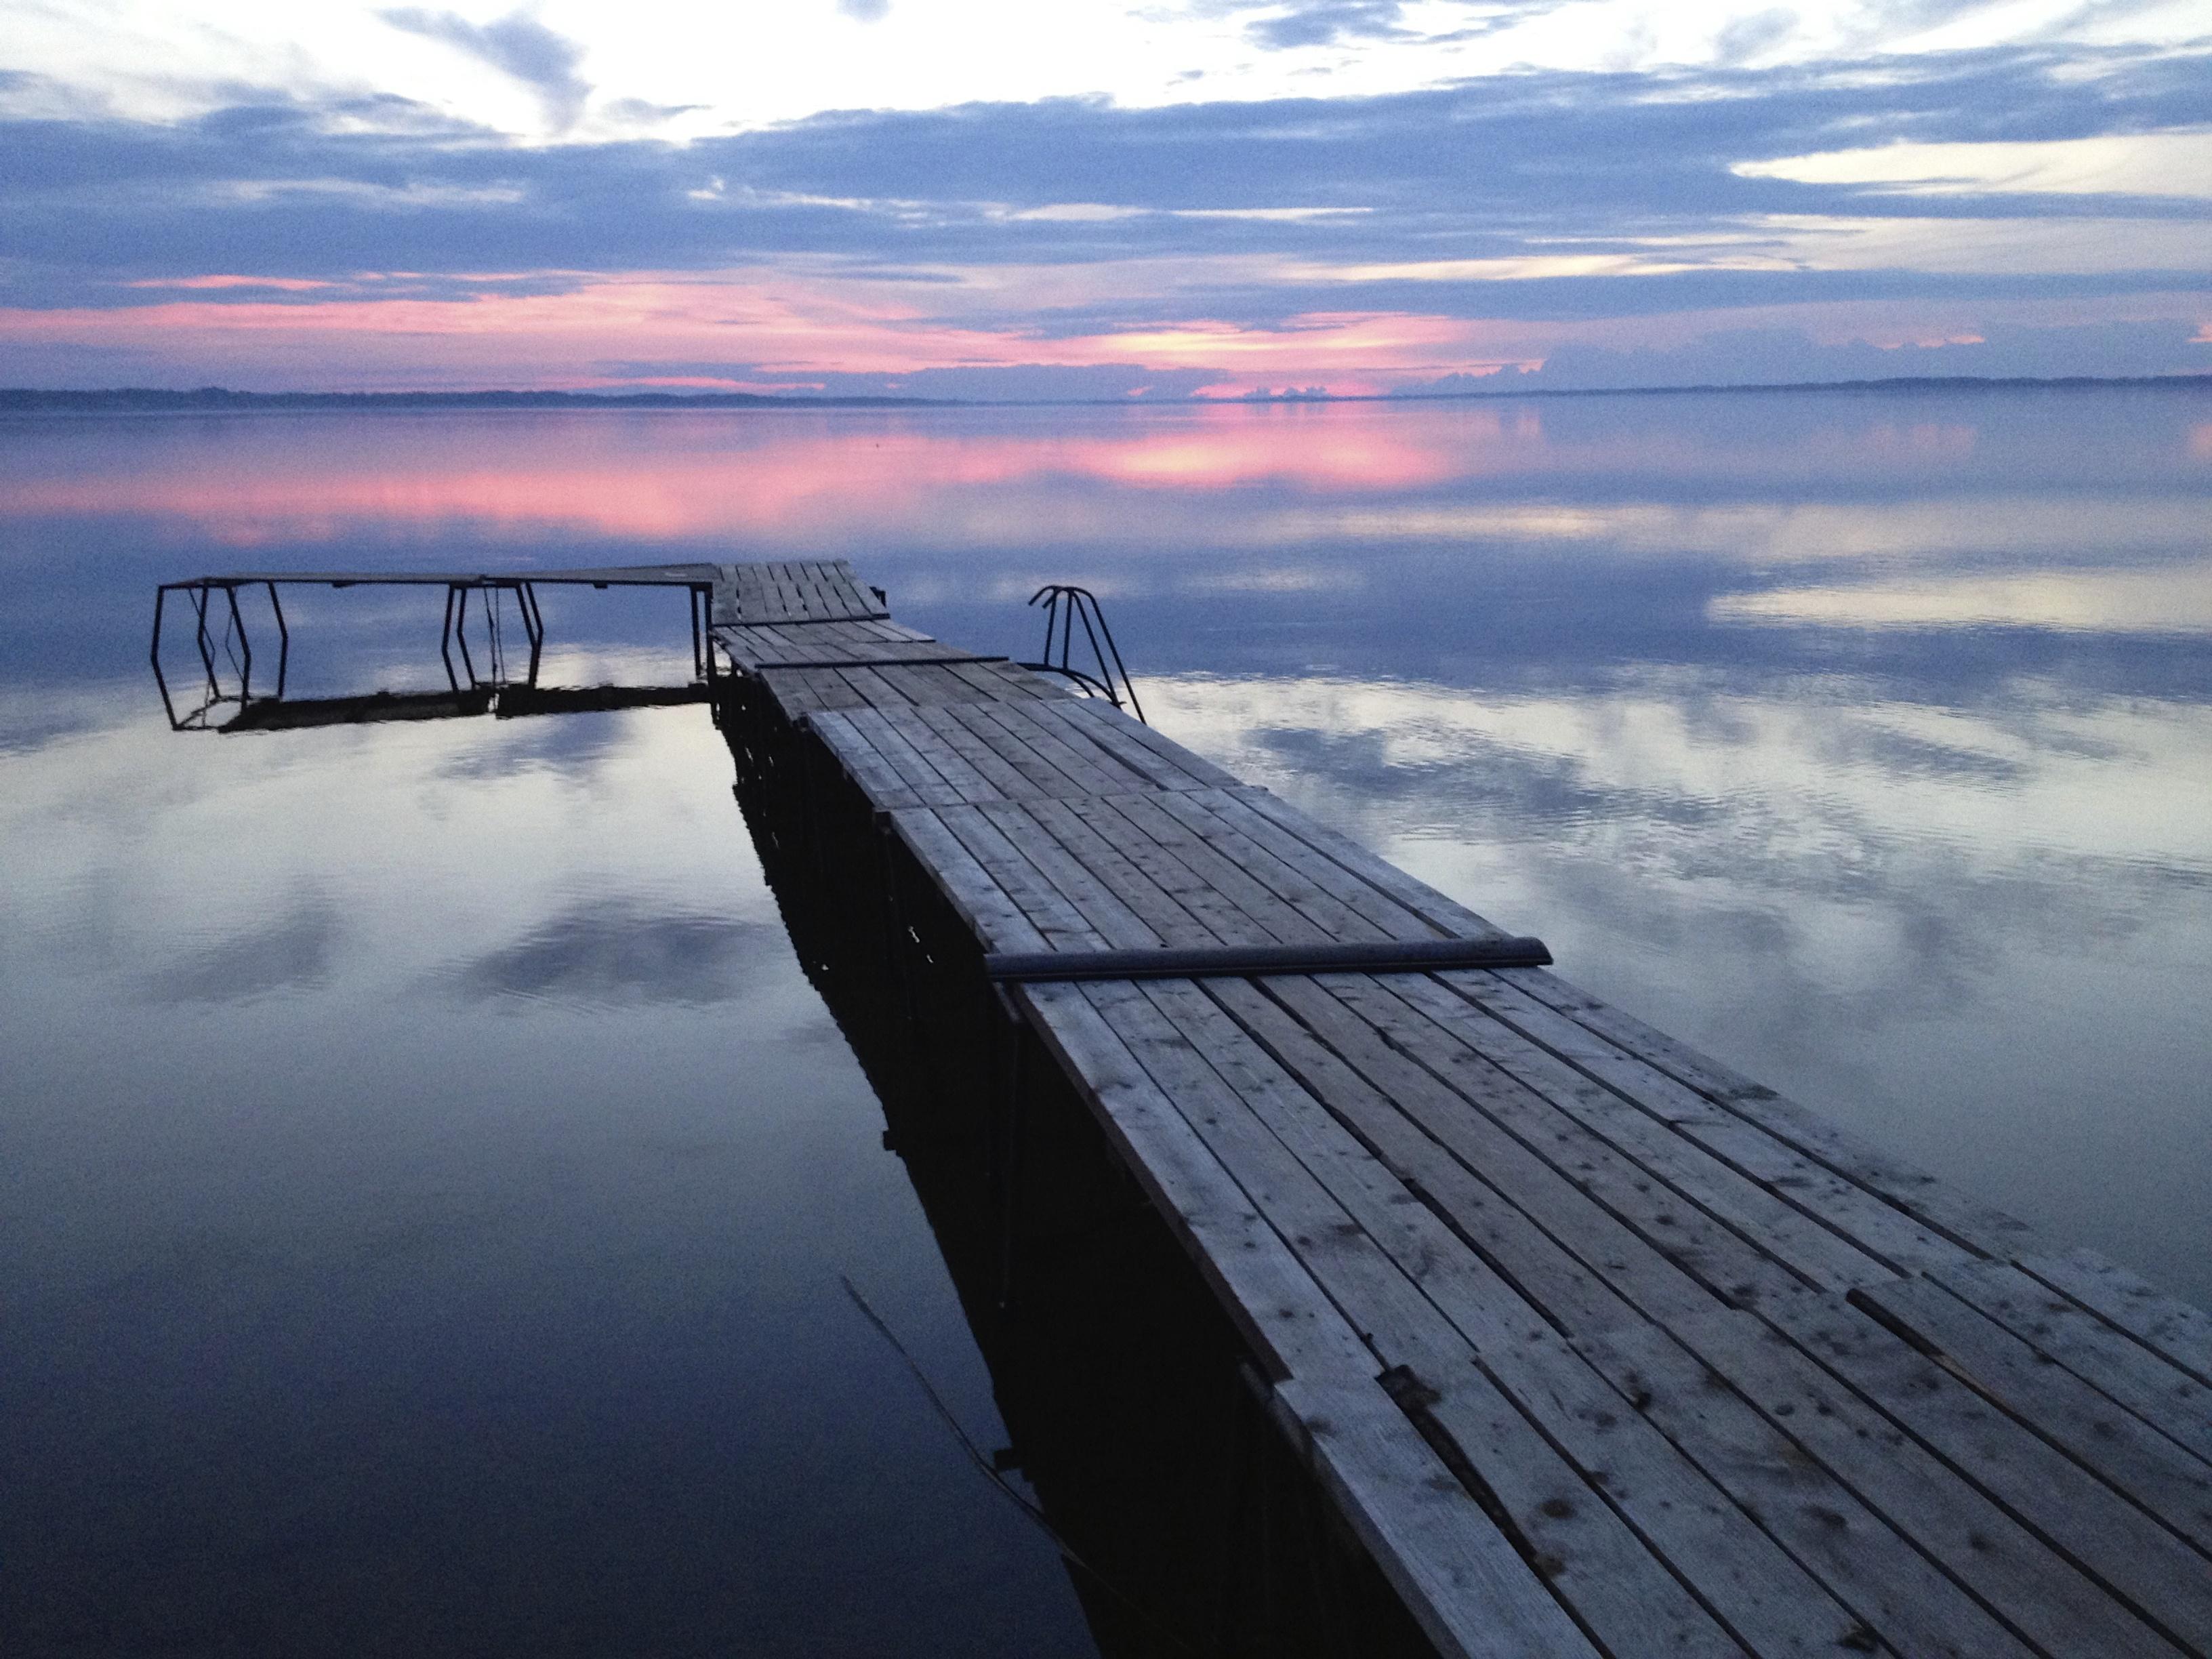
left=717, top=560, right=2212, bottom=1659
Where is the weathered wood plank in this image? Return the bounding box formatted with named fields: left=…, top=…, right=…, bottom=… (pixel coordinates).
left=1012, top=982, right=1598, bottom=1659
left=1765, top=1293, right=2212, bottom=1654
left=939, top=701, right=1096, bottom=797
left=809, top=710, right=925, bottom=810
left=1204, top=790, right=1451, bottom=941
left=966, top=701, right=1136, bottom=798
left=1208, top=977, right=1716, bottom=1339
left=851, top=707, right=1000, bottom=804
left=1387, top=975, right=1900, bottom=1296
left=1147, top=791, right=1397, bottom=945
left=909, top=703, right=1052, bottom=800
left=1856, top=1273, right=2212, bottom=1553
left=1497, top=966, right=2043, bottom=1261
left=836, top=707, right=970, bottom=808
left=1099, top=792, right=1337, bottom=947
left=1057, top=794, right=1279, bottom=948
left=1931, top=1258, right=2212, bottom=1468
left=1040, top=701, right=1228, bottom=790
left=2022, top=1249, right=2212, bottom=1388
left=1444, top=972, right=1971, bottom=1277
left=884, top=808, right=1046, bottom=954
left=1115, top=979, right=1856, bottom=1659
left=1269, top=1376, right=1610, bottom=1659
left=1265, top=972, right=1811, bottom=1317
left=974, top=801, right=1166, bottom=949
left=931, top=803, right=1115, bottom=954
left=1582, top=1310, right=2158, bottom=1659
left=1021, top=796, right=1227, bottom=949
left=1235, top=789, right=1507, bottom=939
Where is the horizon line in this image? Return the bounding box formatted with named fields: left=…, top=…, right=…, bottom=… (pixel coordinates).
left=5, top=371, right=2211, bottom=414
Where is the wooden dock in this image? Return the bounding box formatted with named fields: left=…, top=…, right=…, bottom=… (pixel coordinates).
left=717, top=559, right=2212, bottom=1659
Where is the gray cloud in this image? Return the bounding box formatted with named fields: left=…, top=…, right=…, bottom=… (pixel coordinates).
left=1245, top=1, right=1408, bottom=49
left=380, top=8, right=592, bottom=130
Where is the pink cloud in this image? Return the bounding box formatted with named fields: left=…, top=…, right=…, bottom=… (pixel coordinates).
left=0, top=272, right=1538, bottom=392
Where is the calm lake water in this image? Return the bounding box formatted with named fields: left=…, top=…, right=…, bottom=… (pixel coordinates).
left=4, top=386, right=2209, bottom=1654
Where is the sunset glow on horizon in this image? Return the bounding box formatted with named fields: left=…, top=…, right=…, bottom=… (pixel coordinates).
left=2, top=1, right=2208, bottom=397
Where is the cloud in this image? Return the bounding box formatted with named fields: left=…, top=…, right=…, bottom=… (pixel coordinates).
left=3, top=42, right=2208, bottom=391
left=1490, top=317, right=2212, bottom=389
left=838, top=0, right=891, bottom=20
left=380, top=7, right=592, bottom=131
left=1244, top=2, right=1408, bottom=49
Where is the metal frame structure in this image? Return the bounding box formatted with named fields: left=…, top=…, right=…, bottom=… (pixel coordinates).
left=151, top=565, right=718, bottom=732
left=1017, top=583, right=1145, bottom=722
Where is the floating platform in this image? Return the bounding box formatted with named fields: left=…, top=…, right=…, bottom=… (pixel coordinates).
left=714, top=561, right=2212, bottom=1659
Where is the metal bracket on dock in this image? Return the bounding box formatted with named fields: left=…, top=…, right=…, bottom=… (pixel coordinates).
left=150, top=569, right=718, bottom=732
left=1018, top=584, right=1145, bottom=722
left=150, top=579, right=290, bottom=731
left=983, top=936, right=1553, bottom=983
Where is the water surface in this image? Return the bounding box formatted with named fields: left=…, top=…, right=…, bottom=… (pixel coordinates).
left=4, top=386, right=2209, bottom=1653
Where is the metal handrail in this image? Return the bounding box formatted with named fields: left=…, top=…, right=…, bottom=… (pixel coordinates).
left=1017, top=584, right=1145, bottom=722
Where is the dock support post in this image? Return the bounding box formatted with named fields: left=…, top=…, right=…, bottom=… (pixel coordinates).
left=992, top=985, right=1027, bottom=1313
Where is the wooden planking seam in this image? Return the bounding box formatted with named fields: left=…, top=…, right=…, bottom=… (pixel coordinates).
left=1496, top=966, right=2042, bottom=1263
left=1851, top=1273, right=2212, bottom=1556
left=1202, top=973, right=1710, bottom=1340
left=973, top=800, right=1168, bottom=950
left=1082, top=978, right=1753, bottom=1657
left=826, top=706, right=955, bottom=805
left=1019, top=796, right=1233, bottom=949
left=1145, top=790, right=1401, bottom=945
left=1930, top=1258, right=2212, bottom=1469
left=886, top=808, right=1045, bottom=953
left=1011, top=979, right=1601, bottom=1659
left=1201, top=790, right=1452, bottom=942
left=2019, top=1250, right=2212, bottom=1389
left=1038, top=701, right=1217, bottom=790
left=973, top=703, right=1151, bottom=794
left=1258, top=973, right=1821, bottom=1316
left=1300, top=968, right=2212, bottom=1645
left=1586, top=1305, right=2192, bottom=1659
left=1193, top=975, right=2051, bottom=1658
left=1090, top=790, right=1338, bottom=947
left=927, top=803, right=1113, bottom=954
left=1102, top=975, right=1904, bottom=1659
left=951, top=701, right=1113, bottom=795
left=1058, top=794, right=1280, bottom=948
left=869, top=706, right=1003, bottom=803
left=912, top=703, right=1058, bottom=801
left=966, top=699, right=1139, bottom=798
left=1380, top=973, right=1900, bottom=1296
left=1759, top=1292, right=2212, bottom=1654
left=1441, top=970, right=1992, bottom=1277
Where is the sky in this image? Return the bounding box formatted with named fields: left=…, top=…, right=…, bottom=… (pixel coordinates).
left=1, top=0, right=2209, bottom=396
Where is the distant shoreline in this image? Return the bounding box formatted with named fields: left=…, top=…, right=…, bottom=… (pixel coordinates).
left=4, top=373, right=2209, bottom=414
